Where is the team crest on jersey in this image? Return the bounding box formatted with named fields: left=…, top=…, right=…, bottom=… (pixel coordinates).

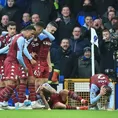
left=31, top=42, right=39, bottom=47
left=34, top=38, right=38, bottom=41
left=97, top=74, right=107, bottom=84
left=43, top=41, right=51, bottom=46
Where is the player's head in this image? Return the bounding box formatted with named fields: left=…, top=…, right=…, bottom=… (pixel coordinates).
left=46, top=21, right=58, bottom=34
left=103, top=85, right=112, bottom=96
left=7, top=21, right=16, bottom=36
left=22, top=25, right=36, bottom=39
left=34, top=21, right=45, bottom=34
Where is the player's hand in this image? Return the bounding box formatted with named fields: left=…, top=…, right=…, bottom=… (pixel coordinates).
left=31, top=52, right=37, bottom=59
left=24, top=67, right=28, bottom=73
left=55, top=18, right=61, bottom=22
left=88, top=21, right=93, bottom=29
left=49, top=65, right=52, bottom=72
left=99, top=85, right=106, bottom=96
left=81, top=99, right=88, bottom=105
left=30, top=59, right=37, bottom=65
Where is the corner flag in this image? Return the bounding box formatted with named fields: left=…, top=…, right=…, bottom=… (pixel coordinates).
left=91, top=28, right=98, bottom=47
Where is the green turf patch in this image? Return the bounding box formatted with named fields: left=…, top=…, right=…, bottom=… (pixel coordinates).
left=0, top=110, right=118, bottom=118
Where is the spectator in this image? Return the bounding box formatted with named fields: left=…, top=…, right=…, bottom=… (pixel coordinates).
left=104, top=16, right=118, bottom=32
left=0, top=15, right=9, bottom=31
left=15, top=0, right=30, bottom=13
left=72, top=47, right=100, bottom=78
left=69, top=26, right=90, bottom=57
left=77, top=0, right=97, bottom=26
left=0, top=0, right=22, bottom=32
left=99, top=29, right=115, bottom=76
left=55, top=5, right=78, bottom=45
left=81, top=15, right=93, bottom=36
left=94, top=0, right=118, bottom=16
left=21, top=13, right=31, bottom=29
left=58, top=0, right=82, bottom=18
left=103, top=6, right=118, bottom=18
left=31, top=14, right=40, bottom=25
left=30, top=0, right=57, bottom=25
left=93, top=18, right=104, bottom=40
left=50, top=38, right=76, bottom=83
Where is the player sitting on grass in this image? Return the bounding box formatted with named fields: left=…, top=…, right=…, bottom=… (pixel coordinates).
left=36, top=83, right=88, bottom=110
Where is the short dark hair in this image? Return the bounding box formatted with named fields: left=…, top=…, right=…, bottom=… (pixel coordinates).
left=107, top=10, right=116, bottom=16
left=62, top=5, right=70, bottom=10
left=103, top=85, right=112, bottom=96
left=48, top=21, right=58, bottom=29
left=35, top=21, right=45, bottom=28
left=102, top=29, right=110, bottom=33
left=61, top=38, right=69, bottom=42
left=113, top=22, right=118, bottom=31
left=23, top=25, right=36, bottom=31
left=7, top=21, right=16, bottom=27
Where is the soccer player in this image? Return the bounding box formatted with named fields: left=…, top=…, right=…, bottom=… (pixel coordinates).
left=0, top=25, right=36, bottom=109
left=36, top=83, right=88, bottom=110
left=19, top=21, right=55, bottom=109
left=90, top=74, right=114, bottom=110
left=0, top=21, right=17, bottom=107
left=33, top=21, right=57, bottom=90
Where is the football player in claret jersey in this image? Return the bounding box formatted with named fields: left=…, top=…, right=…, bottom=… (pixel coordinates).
left=32, top=21, right=57, bottom=89
left=0, top=25, right=36, bottom=109
left=36, top=83, right=88, bottom=110
left=19, top=21, right=56, bottom=109
left=90, top=74, right=114, bottom=110
left=0, top=21, right=17, bottom=108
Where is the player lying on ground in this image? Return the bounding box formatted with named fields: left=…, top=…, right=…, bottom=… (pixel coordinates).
left=36, top=83, right=88, bottom=110
left=90, top=74, right=114, bottom=110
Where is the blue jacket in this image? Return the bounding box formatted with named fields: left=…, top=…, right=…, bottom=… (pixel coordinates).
left=0, top=0, right=6, bottom=7
left=69, top=36, right=90, bottom=57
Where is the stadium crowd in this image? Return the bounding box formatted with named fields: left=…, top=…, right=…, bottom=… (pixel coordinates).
left=0, top=0, right=118, bottom=110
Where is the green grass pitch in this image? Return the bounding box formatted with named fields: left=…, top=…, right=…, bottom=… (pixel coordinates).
left=0, top=110, right=118, bottom=118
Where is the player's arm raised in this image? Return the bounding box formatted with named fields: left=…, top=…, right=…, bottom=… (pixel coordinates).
left=90, top=84, right=104, bottom=104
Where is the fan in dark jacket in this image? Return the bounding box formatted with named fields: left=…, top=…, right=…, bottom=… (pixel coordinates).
left=72, top=47, right=100, bottom=78
left=0, top=0, right=22, bottom=32
left=50, top=38, right=76, bottom=83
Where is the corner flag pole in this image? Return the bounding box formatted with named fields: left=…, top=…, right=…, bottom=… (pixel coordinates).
left=91, top=28, right=98, bottom=76
left=91, top=42, right=95, bottom=76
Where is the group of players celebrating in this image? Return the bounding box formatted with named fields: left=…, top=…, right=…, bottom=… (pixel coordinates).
left=0, top=20, right=114, bottom=110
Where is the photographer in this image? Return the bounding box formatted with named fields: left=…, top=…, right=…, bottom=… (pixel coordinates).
left=99, top=29, right=115, bottom=77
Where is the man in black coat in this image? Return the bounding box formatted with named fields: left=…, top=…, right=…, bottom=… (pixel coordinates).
left=50, top=38, right=76, bottom=83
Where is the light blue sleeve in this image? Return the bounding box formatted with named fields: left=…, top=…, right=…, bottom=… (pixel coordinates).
left=0, top=45, right=9, bottom=54
left=1, top=31, right=8, bottom=36
left=107, top=82, right=114, bottom=109
left=38, top=33, right=47, bottom=41
left=0, top=41, right=1, bottom=48
left=90, top=84, right=101, bottom=104
left=38, top=30, right=55, bottom=41
left=23, top=40, right=32, bottom=60
left=43, top=30, right=55, bottom=41
left=17, top=37, right=26, bottom=68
